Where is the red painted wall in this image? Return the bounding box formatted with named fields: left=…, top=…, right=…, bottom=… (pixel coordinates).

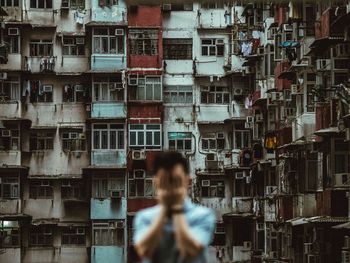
left=128, top=104, right=163, bottom=122
left=128, top=198, right=158, bottom=213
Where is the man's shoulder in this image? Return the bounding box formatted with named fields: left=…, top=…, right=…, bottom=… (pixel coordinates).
left=187, top=202, right=216, bottom=221
left=135, top=205, right=162, bottom=221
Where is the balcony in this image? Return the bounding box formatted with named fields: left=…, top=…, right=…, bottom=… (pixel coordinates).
left=0, top=54, right=22, bottom=71
left=0, top=102, right=22, bottom=119
left=91, top=0, right=127, bottom=24
left=0, top=199, right=21, bottom=215
left=315, top=7, right=346, bottom=40
left=91, top=247, right=124, bottom=263
left=0, top=248, right=21, bottom=263
left=23, top=56, right=57, bottom=73
left=0, top=150, right=21, bottom=166
left=198, top=8, right=231, bottom=29
left=91, top=102, right=126, bottom=119
left=91, top=198, right=126, bottom=220
left=232, top=197, right=253, bottom=214
left=91, top=54, right=126, bottom=72
left=91, top=150, right=127, bottom=167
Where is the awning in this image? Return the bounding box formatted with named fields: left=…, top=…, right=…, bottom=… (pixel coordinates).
left=332, top=221, right=350, bottom=229
left=308, top=37, right=344, bottom=56
left=28, top=174, right=83, bottom=179
left=197, top=121, right=226, bottom=125
left=314, top=127, right=341, bottom=136
left=58, top=123, right=85, bottom=130
left=57, top=222, right=89, bottom=227
left=31, top=24, right=56, bottom=28
left=307, top=216, right=348, bottom=224
left=286, top=217, right=309, bottom=226
left=277, top=139, right=307, bottom=149
left=0, top=214, right=31, bottom=220
left=0, top=165, right=29, bottom=170
left=252, top=97, right=267, bottom=107
left=223, top=212, right=254, bottom=218
left=278, top=70, right=296, bottom=80
left=83, top=166, right=127, bottom=170
left=30, top=125, right=57, bottom=130
left=195, top=170, right=224, bottom=176
left=280, top=41, right=300, bottom=48
left=56, top=72, right=84, bottom=76
left=331, top=13, right=350, bottom=29
left=85, top=21, right=127, bottom=27
left=57, top=31, right=86, bottom=37
left=32, top=218, right=59, bottom=226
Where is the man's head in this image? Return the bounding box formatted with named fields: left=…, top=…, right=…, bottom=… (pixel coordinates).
left=153, top=151, right=189, bottom=195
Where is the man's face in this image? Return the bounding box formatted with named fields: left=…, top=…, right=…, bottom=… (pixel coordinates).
left=155, top=164, right=188, bottom=191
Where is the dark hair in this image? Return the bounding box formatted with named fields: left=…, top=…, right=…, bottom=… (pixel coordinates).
left=153, top=151, right=189, bottom=175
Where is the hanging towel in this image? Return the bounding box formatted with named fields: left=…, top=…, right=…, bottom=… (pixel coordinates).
left=74, top=10, right=85, bottom=25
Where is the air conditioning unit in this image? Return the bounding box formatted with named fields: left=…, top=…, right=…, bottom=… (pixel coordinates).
left=0, top=72, right=8, bottom=80
left=162, top=4, right=172, bottom=11
left=243, top=241, right=252, bottom=250
left=8, top=28, right=19, bottom=35
left=255, top=113, right=263, bottom=122
left=291, top=84, right=302, bottom=94
left=1, top=130, right=11, bottom=137
left=283, top=24, right=293, bottom=32
left=110, top=190, right=122, bottom=199
left=233, top=88, right=243, bottom=96
left=74, top=84, right=85, bottom=92
left=267, top=92, right=277, bottom=106
left=43, top=85, right=53, bottom=93
left=316, top=59, right=331, bottom=71
left=76, top=228, right=85, bottom=234
left=245, top=116, right=254, bottom=129
left=268, top=251, right=277, bottom=258
left=133, top=169, right=146, bottom=179
left=132, top=150, right=146, bottom=160
left=335, top=43, right=350, bottom=57
left=41, top=181, right=50, bottom=186
left=201, top=180, right=210, bottom=187
left=115, top=29, right=124, bottom=36
left=205, top=153, right=219, bottom=170
left=128, top=75, right=138, bottom=86
left=256, top=223, right=264, bottom=231
left=334, top=173, right=350, bottom=187
left=116, top=221, right=125, bottom=228
left=266, top=185, right=278, bottom=195
left=235, top=171, right=245, bottom=179
left=304, top=243, right=313, bottom=254
left=75, top=37, right=85, bottom=45
left=79, top=133, right=86, bottom=140
left=342, top=251, right=350, bottom=263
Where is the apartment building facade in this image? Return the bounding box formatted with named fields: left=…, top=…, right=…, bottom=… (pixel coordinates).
left=0, top=1, right=350, bottom=263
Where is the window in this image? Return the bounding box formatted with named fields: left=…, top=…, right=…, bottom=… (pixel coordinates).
left=0, top=75, right=20, bottom=101
left=234, top=130, right=250, bottom=149
left=201, top=39, right=224, bottom=56
left=200, top=86, right=230, bottom=104
left=92, top=124, right=124, bottom=150
left=234, top=174, right=250, bottom=196
left=168, top=3, right=192, bottom=11
left=93, top=75, right=124, bottom=102
left=30, top=132, right=54, bottom=151
left=30, top=40, right=53, bottom=56
left=62, top=131, right=86, bottom=151
left=30, top=84, right=53, bottom=103
left=164, top=86, right=193, bottom=103
left=0, top=177, right=19, bottom=199
left=129, top=76, right=162, bottom=101
left=29, top=226, right=53, bottom=246
left=93, top=28, right=124, bottom=54
left=30, top=0, right=52, bottom=8
left=61, top=180, right=85, bottom=200
left=168, top=132, right=192, bottom=151
left=201, top=133, right=225, bottom=151
left=0, top=0, right=19, bottom=6
left=98, top=0, right=118, bottom=7
left=129, top=170, right=154, bottom=197
left=334, top=140, right=350, bottom=174
left=62, top=37, right=85, bottom=56
left=201, top=2, right=224, bottom=8
left=63, top=84, right=86, bottom=102
left=129, top=124, right=161, bottom=150
left=212, top=223, right=226, bottom=246
left=0, top=123, right=20, bottom=151
left=92, top=174, right=125, bottom=199
left=163, top=39, right=192, bottom=60
left=62, top=227, right=86, bottom=245
left=62, top=0, right=85, bottom=9
left=29, top=180, right=53, bottom=199
left=4, top=30, right=20, bottom=54
left=0, top=221, right=20, bottom=248
left=129, top=29, right=158, bottom=55
left=93, top=221, right=124, bottom=246
left=201, top=180, right=225, bottom=198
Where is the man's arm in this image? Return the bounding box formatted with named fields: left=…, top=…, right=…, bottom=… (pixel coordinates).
left=173, top=212, right=204, bottom=258
left=134, top=206, right=167, bottom=259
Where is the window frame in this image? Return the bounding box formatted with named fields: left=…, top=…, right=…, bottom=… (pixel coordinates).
left=163, top=85, right=193, bottom=104
left=129, top=29, right=159, bottom=56
left=201, top=39, right=224, bottom=57
left=92, top=76, right=124, bottom=102
left=29, top=39, right=53, bottom=56
left=62, top=37, right=85, bottom=56
left=61, top=227, right=86, bottom=246
left=92, top=174, right=125, bottom=199
left=30, top=84, right=53, bottom=103
left=129, top=76, right=162, bottom=101
left=163, top=38, right=192, bottom=60
left=61, top=130, right=86, bottom=152
left=201, top=179, right=225, bottom=198
left=128, top=170, right=154, bottom=198
left=92, top=221, right=124, bottom=246
left=0, top=75, right=20, bottom=101
left=61, top=179, right=85, bottom=200
left=92, top=123, right=125, bottom=150
left=92, top=27, right=124, bottom=55
left=233, top=130, right=251, bottom=149
left=201, top=132, right=225, bottom=151
left=0, top=220, right=20, bottom=248
left=168, top=132, right=192, bottom=151
left=29, top=226, right=53, bottom=246
left=129, top=124, right=162, bottom=150
left=0, top=176, right=20, bottom=199
left=200, top=85, right=230, bottom=104
left=29, top=180, right=53, bottom=199
left=29, top=131, right=55, bottom=151
left=0, top=0, right=19, bottom=7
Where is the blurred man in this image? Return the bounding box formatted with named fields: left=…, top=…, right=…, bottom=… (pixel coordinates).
left=133, top=151, right=216, bottom=263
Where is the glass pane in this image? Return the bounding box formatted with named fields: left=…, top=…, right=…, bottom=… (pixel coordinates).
left=101, top=131, right=108, bottom=149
